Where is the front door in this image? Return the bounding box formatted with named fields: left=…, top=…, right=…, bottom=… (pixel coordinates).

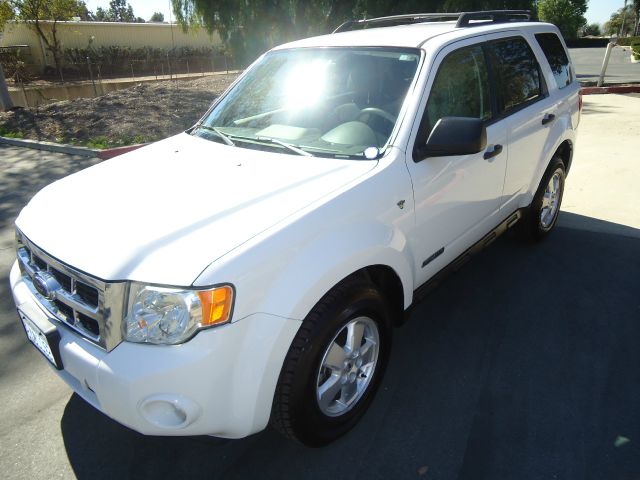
left=405, top=38, right=508, bottom=286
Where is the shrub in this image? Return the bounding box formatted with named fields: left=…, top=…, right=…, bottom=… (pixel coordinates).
left=616, top=36, right=640, bottom=47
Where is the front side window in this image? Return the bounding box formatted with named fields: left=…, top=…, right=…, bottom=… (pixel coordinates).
left=418, top=45, right=491, bottom=141
left=535, top=33, right=572, bottom=89
left=193, top=47, right=421, bottom=159
left=487, top=37, right=543, bottom=113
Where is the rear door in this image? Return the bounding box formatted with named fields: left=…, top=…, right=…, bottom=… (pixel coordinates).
left=482, top=32, right=558, bottom=211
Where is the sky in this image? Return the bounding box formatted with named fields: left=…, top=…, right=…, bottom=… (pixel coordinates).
left=586, top=0, right=624, bottom=25
left=85, top=0, right=623, bottom=26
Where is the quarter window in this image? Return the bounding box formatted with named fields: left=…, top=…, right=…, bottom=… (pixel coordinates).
left=419, top=45, right=491, bottom=141
left=535, top=33, right=572, bottom=89
left=487, top=37, right=543, bottom=113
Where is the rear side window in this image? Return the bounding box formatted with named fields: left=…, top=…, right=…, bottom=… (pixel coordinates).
left=535, top=33, right=572, bottom=89
left=418, top=45, right=491, bottom=141
left=487, top=37, right=543, bottom=114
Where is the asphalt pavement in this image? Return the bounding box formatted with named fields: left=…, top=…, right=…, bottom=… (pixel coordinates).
left=0, top=95, right=639, bottom=479
left=569, top=46, right=640, bottom=85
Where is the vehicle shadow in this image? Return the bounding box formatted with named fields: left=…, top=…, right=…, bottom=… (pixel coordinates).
left=60, top=212, right=640, bottom=480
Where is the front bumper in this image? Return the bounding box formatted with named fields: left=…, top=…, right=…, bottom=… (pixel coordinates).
left=10, top=261, right=301, bottom=438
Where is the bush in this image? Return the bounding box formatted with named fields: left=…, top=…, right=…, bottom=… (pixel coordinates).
left=617, top=36, right=640, bottom=47
left=631, top=41, right=640, bottom=60
left=61, top=45, right=228, bottom=78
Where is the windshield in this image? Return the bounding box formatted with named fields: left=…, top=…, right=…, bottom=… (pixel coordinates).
left=193, top=47, right=421, bottom=159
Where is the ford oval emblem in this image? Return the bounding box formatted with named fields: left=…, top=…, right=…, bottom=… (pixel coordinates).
left=33, top=271, right=60, bottom=300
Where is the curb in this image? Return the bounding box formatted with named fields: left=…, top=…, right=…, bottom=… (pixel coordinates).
left=0, top=136, right=98, bottom=157
left=581, top=85, right=640, bottom=95
left=0, top=136, right=147, bottom=159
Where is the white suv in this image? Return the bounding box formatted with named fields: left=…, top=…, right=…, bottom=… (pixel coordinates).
left=10, top=11, right=580, bottom=446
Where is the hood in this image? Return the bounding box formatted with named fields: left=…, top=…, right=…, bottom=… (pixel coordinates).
left=16, top=133, right=376, bottom=285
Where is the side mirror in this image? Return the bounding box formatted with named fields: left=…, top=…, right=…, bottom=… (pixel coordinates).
left=414, top=117, right=487, bottom=161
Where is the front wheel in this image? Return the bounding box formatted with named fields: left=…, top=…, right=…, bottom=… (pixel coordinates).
left=270, top=279, right=391, bottom=446
left=518, top=156, right=566, bottom=241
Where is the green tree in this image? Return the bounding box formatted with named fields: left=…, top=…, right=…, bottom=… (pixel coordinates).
left=93, top=6, right=107, bottom=20
left=171, top=0, right=536, bottom=66
left=89, top=0, right=138, bottom=22
left=107, top=0, right=135, bottom=22
left=538, top=0, right=587, bottom=39
left=150, top=11, right=164, bottom=22
left=582, top=22, right=601, bottom=36
left=603, top=5, right=635, bottom=36
left=9, top=0, right=86, bottom=80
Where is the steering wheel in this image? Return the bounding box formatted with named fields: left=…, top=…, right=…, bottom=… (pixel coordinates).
left=357, top=107, right=396, bottom=125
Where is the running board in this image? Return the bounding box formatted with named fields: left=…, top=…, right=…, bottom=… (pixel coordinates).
left=410, top=209, right=525, bottom=309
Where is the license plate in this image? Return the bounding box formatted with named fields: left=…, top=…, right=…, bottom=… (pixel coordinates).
left=19, top=310, right=63, bottom=370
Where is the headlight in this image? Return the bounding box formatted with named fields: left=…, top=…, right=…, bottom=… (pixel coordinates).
left=123, top=283, right=234, bottom=345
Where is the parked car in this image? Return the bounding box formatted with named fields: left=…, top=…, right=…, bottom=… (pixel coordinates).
left=10, top=10, right=580, bottom=446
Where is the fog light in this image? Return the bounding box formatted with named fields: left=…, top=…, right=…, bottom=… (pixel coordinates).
left=139, top=394, right=201, bottom=429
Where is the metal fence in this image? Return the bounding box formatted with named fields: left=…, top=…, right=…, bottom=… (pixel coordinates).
left=2, top=53, right=236, bottom=85
left=2, top=52, right=239, bottom=108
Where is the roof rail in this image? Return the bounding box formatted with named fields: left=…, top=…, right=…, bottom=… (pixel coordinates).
left=455, top=10, right=533, bottom=28
left=332, top=13, right=460, bottom=33
left=332, top=10, right=534, bottom=34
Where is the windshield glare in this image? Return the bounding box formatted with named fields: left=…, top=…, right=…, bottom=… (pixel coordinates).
left=195, top=47, right=421, bottom=158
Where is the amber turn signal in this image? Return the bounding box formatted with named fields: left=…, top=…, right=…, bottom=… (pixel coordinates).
left=198, top=286, right=234, bottom=326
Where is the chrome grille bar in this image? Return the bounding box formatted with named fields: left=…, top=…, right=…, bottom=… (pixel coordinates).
left=15, top=230, right=126, bottom=352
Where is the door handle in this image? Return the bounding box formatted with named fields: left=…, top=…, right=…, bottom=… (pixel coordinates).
left=483, top=144, right=503, bottom=160
left=542, top=113, right=556, bottom=125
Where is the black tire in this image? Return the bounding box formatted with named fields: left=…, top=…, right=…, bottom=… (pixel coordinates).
left=270, top=278, right=392, bottom=446
left=518, top=156, right=566, bottom=242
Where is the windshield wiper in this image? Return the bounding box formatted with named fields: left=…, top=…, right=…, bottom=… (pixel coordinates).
left=261, top=137, right=313, bottom=157
left=196, top=127, right=314, bottom=157
left=221, top=132, right=313, bottom=157
left=193, top=125, right=235, bottom=146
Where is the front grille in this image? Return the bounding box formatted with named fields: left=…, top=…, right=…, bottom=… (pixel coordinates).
left=76, top=281, right=99, bottom=308
left=53, top=299, right=74, bottom=323
left=77, top=312, right=100, bottom=336
left=16, top=231, right=127, bottom=351
left=50, top=267, right=72, bottom=293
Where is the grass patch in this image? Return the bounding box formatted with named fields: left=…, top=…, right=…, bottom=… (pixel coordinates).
left=0, top=126, right=24, bottom=138
left=84, top=136, right=110, bottom=149
left=78, top=135, right=147, bottom=149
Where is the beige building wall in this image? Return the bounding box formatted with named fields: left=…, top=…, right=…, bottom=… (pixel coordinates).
left=1, top=21, right=222, bottom=70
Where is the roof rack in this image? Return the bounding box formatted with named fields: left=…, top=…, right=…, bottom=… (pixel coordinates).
left=456, top=10, right=533, bottom=27
left=332, top=10, right=534, bottom=34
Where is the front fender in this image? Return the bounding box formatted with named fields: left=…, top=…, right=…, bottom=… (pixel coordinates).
left=257, top=221, right=414, bottom=321
left=194, top=150, right=417, bottom=322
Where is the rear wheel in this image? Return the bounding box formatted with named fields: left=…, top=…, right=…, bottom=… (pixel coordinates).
left=270, top=278, right=391, bottom=446
left=518, top=156, right=566, bottom=241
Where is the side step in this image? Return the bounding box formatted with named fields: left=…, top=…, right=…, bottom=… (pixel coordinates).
left=410, top=209, right=524, bottom=307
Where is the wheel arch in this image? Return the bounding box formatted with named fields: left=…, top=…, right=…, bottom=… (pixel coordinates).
left=555, top=139, right=573, bottom=174
left=337, top=264, right=407, bottom=327
left=526, top=132, right=575, bottom=202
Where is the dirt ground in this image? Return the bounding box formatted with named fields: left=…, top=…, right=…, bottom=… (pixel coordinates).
left=0, top=73, right=238, bottom=148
